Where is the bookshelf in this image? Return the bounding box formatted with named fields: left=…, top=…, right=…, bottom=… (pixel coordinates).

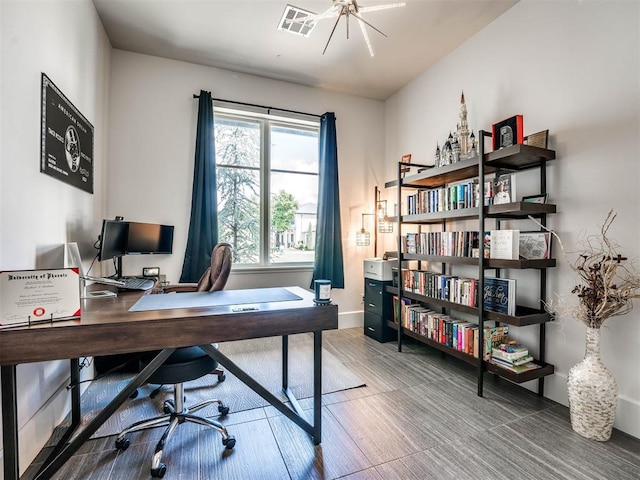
left=386, top=134, right=556, bottom=396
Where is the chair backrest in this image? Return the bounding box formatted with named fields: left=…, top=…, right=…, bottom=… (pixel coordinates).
left=195, top=243, right=233, bottom=292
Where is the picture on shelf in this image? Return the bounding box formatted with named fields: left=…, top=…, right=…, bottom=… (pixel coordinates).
left=519, top=231, right=552, bottom=260
left=492, top=114, right=524, bottom=150
left=493, top=173, right=516, bottom=205
left=524, top=129, right=549, bottom=149
left=400, top=153, right=412, bottom=175
left=522, top=193, right=548, bottom=204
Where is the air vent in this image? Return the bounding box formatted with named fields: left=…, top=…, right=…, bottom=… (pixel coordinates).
left=278, top=4, right=317, bottom=37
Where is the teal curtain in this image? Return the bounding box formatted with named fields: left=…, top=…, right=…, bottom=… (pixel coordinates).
left=311, top=112, right=344, bottom=288
left=180, top=90, right=218, bottom=282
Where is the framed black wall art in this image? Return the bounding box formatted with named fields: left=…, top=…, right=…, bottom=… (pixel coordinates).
left=40, top=73, right=94, bottom=194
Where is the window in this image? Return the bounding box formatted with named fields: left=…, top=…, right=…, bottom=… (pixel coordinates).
left=214, top=108, right=319, bottom=267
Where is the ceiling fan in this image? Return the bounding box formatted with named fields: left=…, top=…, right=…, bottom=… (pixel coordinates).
left=278, top=0, right=406, bottom=57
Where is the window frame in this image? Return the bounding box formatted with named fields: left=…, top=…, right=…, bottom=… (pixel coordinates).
left=213, top=106, right=320, bottom=270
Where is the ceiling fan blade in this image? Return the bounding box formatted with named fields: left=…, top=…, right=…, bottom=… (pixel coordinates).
left=308, top=4, right=341, bottom=20
left=323, top=12, right=343, bottom=55
left=357, top=18, right=375, bottom=57
left=351, top=11, right=387, bottom=37
left=359, top=3, right=406, bottom=14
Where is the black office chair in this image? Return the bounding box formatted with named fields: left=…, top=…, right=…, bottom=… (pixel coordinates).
left=115, top=243, right=235, bottom=478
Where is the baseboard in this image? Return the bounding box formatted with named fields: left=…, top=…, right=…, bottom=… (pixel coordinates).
left=338, top=310, right=363, bottom=329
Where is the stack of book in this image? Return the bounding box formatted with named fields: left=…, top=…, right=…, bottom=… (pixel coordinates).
left=491, top=342, right=540, bottom=373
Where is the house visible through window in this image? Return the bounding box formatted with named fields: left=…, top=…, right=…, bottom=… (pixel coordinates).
left=214, top=108, right=319, bottom=266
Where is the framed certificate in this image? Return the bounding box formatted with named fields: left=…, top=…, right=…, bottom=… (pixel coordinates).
left=0, top=268, right=81, bottom=327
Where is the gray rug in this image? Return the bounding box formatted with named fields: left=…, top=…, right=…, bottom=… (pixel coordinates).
left=76, top=334, right=366, bottom=439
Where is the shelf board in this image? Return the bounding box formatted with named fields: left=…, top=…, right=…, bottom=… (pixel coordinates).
left=487, top=202, right=556, bottom=218
left=385, top=144, right=556, bottom=189
left=385, top=286, right=551, bottom=326
left=400, top=254, right=556, bottom=269
left=486, top=361, right=555, bottom=383
left=387, top=321, right=555, bottom=383
left=398, top=203, right=556, bottom=224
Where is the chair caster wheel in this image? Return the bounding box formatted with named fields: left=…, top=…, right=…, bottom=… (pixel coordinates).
left=149, top=387, right=162, bottom=399
left=150, top=463, right=166, bottom=478
left=115, top=436, right=130, bottom=451
left=223, top=436, right=236, bottom=450
left=217, top=373, right=226, bottom=382
left=129, top=389, right=139, bottom=399
left=218, top=404, right=230, bottom=416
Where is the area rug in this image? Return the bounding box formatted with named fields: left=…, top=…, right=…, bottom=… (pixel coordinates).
left=75, top=334, right=366, bottom=439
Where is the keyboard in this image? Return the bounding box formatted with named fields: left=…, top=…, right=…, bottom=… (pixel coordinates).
left=119, top=277, right=156, bottom=291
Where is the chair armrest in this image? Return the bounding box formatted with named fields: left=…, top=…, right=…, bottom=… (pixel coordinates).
left=160, top=284, right=198, bottom=294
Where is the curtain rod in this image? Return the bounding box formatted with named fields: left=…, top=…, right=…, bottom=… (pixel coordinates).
left=193, top=94, right=322, bottom=119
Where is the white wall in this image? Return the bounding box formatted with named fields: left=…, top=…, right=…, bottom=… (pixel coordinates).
left=0, top=0, right=111, bottom=475
left=107, top=50, right=386, bottom=327
left=384, top=0, right=640, bottom=438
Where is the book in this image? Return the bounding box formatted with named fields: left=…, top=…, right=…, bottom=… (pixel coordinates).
left=519, top=231, right=552, bottom=260
left=490, top=230, right=519, bottom=260
left=483, top=277, right=516, bottom=316
left=483, top=326, right=509, bottom=360
left=492, top=173, right=516, bottom=205
left=491, top=360, right=541, bottom=374
left=492, top=343, right=528, bottom=360
left=491, top=355, right=535, bottom=367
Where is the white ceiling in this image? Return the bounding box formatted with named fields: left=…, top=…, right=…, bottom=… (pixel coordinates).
left=92, top=0, right=518, bottom=100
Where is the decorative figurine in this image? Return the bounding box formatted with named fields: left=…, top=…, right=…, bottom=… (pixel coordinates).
left=458, top=91, right=470, bottom=157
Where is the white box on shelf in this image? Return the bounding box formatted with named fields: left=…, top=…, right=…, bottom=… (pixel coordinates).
left=364, top=258, right=393, bottom=281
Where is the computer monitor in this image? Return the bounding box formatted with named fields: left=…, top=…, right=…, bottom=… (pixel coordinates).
left=98, top=219, right=128, bottom=261
left=126, top=222, right=174, bottom=255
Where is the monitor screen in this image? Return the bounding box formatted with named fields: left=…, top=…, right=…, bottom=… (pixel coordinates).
left=126, top=222, right=174, bottom=255
left=98, top=219, right=128, bottom=261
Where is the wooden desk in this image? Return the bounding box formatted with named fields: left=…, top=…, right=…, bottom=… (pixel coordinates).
left=1, top=286, right=338, bottom=480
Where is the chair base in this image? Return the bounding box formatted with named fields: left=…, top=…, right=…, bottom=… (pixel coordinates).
left=115, top=383, right=235, bottom=478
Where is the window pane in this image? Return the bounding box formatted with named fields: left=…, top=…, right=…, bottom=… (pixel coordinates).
left=271, top=124, right=318, bottom=264
left=270, top=173, right=317, bottom=264
left=271, top=125, right=318, bottom=173
left=215, top=118, right=261, bottom=264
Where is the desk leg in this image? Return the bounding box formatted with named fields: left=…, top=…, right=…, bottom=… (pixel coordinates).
left=200, top=343, right=321, bottom=444
left=33, top=348, right=175, bottom=480
left=1, top=365, right=19, bottom=480
left=282, top=335, right=288, bottom=390
left=313, top=331, right=322, bottom=445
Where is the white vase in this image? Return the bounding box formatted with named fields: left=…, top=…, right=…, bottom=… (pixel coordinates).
left=567, top=326, right=618, bottom=441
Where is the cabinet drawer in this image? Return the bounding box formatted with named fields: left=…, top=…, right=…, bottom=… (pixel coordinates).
left=364, top=279, right=384, bottom=299
left=364, top=311, right=394, bottom=343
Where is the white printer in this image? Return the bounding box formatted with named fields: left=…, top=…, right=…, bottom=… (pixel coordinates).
left=363, top=257, right=393, bottom=281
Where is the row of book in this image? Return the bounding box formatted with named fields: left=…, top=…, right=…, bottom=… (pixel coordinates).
left=400, top=269, right=517, bottom=316
left=402, top=229, right=551, bottom=261
left=401, top=269, right=477, bottom=307
left=403, top=230, right=481, bottom=257
left=404, top=173, right=518, bottom=216
left=395, top=299, right=512, bottom=360
left=405, top=180, right=492, bottom=215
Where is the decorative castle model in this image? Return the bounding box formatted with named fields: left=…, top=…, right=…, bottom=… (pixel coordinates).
left=435, top=92, right=477, bottom=167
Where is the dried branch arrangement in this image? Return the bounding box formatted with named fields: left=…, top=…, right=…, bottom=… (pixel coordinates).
left=531, top=210, right=640, bottom=328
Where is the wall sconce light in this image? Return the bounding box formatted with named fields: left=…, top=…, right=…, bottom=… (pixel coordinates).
left=356, top=213, right=374, bottom=246
left=377, top=199, right=393, bottom=233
